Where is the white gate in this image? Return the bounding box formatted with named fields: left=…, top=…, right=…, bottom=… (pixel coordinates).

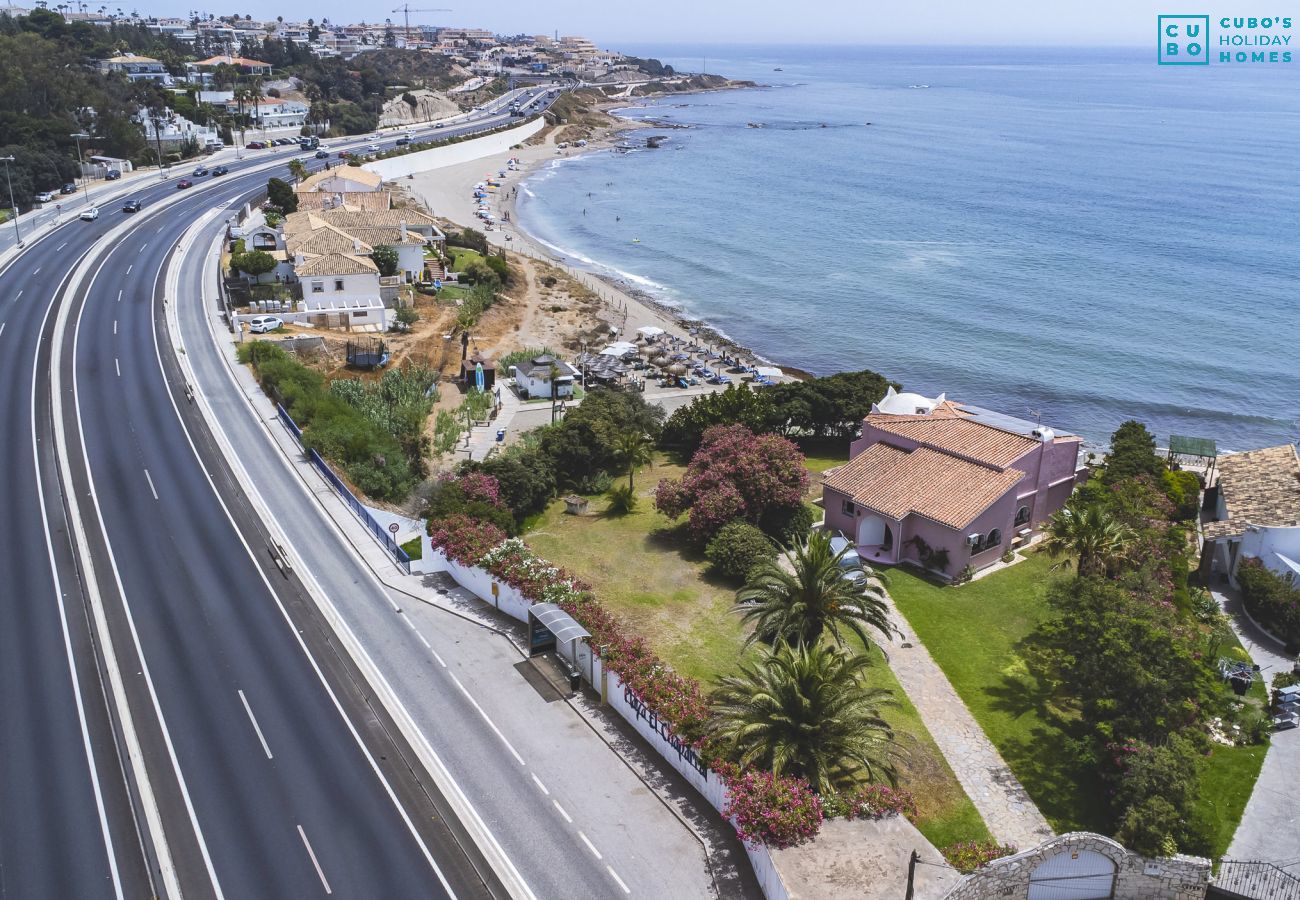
left=1027, top=849, right=1116, bottom=900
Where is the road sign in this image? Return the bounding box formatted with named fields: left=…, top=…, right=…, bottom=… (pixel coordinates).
left=388, top=522, right=400, bottom=534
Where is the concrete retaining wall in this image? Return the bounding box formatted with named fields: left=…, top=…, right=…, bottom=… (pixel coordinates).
left=363, top=118, right=545, bottom=181
left=943, top=832, right=1210, bottom=900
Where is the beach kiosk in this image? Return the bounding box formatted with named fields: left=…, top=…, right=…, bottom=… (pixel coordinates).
left=460, top=350, right=496, bottom=392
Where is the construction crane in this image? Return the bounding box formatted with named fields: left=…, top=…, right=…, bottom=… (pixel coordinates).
left=390, top=4, right=450, bottom=44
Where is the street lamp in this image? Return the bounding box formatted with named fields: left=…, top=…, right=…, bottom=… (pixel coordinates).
left=70, top=132, right=90, bottom=204
left=0, top=156, right=23, bottom=248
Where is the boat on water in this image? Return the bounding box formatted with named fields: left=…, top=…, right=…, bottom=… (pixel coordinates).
left=773, top=67, right=783, bottom=71
left=746, top=122, right=764, bottom=129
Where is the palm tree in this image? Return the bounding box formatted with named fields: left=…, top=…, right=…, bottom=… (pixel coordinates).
left=287, top=158, right=307, bottom=183
left=709, top=640, right=900, bottom=794
left=614, top=429, right=654, bottom=491
left=737, top=530, right=895, bottom=650
left=1042, top=499, right=1136, bottom=578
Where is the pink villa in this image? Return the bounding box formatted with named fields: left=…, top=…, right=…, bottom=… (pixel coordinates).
left=821, top=388, right=1088, bottom=578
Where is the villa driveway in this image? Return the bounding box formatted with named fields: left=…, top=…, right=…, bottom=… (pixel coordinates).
left=877, top=589, right=1055, bottom=850
left=1217, top=588, right=1300, bottom=867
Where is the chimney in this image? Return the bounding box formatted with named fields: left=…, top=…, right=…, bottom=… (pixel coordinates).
left=353, top=238, right=362, bottom=253
left=399, top=220, right=408, bottom=241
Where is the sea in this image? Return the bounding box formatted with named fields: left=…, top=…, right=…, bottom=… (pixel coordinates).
left=515, top=45, right=1300, bottom=451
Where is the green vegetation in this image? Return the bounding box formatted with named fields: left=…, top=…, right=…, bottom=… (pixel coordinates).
left=705, top=521, right=776, bottom=582
left=1237, top=559, right=1300, bottom=647
left=266, top=177, right=297, bottom=214
left=399, top=536, right=423, bottom=560
left=370, top=244, right=399, bottom=277
left=238, top=342, right=431, bottom=502
left=231, top=249, right=276, bottom=278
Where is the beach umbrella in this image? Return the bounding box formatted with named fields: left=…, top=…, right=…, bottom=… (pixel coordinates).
left=651, top=355, right=669, bottom=367
left=668, top=363, right=687, bottom=376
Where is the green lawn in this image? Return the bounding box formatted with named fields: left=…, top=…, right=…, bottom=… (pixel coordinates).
left=888, top=552, right=1268, bottom=856
left=451, top=248, right=485, bottom=272
left=400, top=536, right=423, bottom=560
left=526, top=457, right=991, bottom=848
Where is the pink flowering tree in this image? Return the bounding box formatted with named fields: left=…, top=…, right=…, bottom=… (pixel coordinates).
left=654, top=424, right=808, bottom=543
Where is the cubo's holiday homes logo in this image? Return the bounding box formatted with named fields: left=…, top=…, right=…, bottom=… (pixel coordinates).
left=1159, top=14, right=1294, bottom=64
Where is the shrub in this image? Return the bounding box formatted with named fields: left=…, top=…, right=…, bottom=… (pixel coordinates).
left=427, top=514, right=507, bottom=566
left=483, top=253, right=510, bottom=285
left=721, top=767, right=823, bottom=850
left=1237, top=558, right=1300, bottom=647
left=941, top=841, right=1018, bottom=874
left=1103, top=420, right=1165, bottom=485
left=606, top=484, right=637, bottom=515
left=426, top=473, right=515, bottom=535
left=655, top=424, right=808, bottom=545
left=460, top=451, right=556, bottom=522
left=1162, top=469, right=1201, bottom=520
left=371, top=244, right=399, bottom=277
left=758, top=502, right=816, bottom=547
left=266, top=176, right=298, bottom=213
left=232, top=249, right=277, bottom=277
left=821, top=784, right=917, bottom=821
left=705, top=521, right=775, bottom=582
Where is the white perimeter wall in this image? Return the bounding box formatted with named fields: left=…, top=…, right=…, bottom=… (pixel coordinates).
left=363, top=118, right=545, bottom=181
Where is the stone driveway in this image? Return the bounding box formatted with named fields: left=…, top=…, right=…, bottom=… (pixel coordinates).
left=1217, top=587, right=1300, bottom=866
left=877, top=589, right=1055, bottom=850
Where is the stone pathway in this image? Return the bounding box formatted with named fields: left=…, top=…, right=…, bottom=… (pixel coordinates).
left=876, top=587, right=1055, bottom=850
left=461, top=384, right=522, bottom=461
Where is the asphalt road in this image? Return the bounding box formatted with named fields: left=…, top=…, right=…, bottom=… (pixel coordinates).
left=0, top=90, right=551, bottom=898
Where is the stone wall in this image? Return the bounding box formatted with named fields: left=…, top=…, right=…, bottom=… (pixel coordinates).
left=944, top=832, right=1210, bottom=900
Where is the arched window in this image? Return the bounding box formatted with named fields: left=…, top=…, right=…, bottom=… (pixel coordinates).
left=1015, top=505, right=1030, bottom=526
left=986, top=529, right=1002, bottom=548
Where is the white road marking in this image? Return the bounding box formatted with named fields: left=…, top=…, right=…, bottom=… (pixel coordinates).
left=530, top=773, right=549, bottom=796
left=297, top=826, right=332, bottom=895
left=113, top=320, right=117, bottom=335
left=579, top=832, right=602, bottom=860
left=607, top=866, right=631, bottom=894
left=430, top=648, right=446, bottom=667
left=552, top=799, right=573, bottom=824
left=138, top=243, right=148, bottom=253
left=143, top=468, right=158, bottom=500
left=14, top=290, right=21, bottom=299
left=0, top=323, right=5, bottom=338
left=448, top=673, right=525, bottom=765
left=32, top=267, right=39, bottom=274
left=125, top=264, right=132, bottom=275
left=117, top=290, right=123, bottom=302
left=237, top=690, right=274, bottom=760
left=115, top=358, right=120, bottom=377
left=57, top=242, right=67, bottom=251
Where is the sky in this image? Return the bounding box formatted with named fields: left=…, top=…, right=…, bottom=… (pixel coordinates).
left=152, top=0, right=1277, bottom=47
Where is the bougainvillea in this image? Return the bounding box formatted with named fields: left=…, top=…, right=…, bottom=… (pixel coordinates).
left=940, top=840, right=1018, bottom=874
left=452, top=471, right=506, bottom=509
left=427, top=514, right=507, bottom=566
left=428, top=522, right=826, bottom=847
left=721, top=766, right=824, bottom=850
left=654, top=424, right=808, bottom=543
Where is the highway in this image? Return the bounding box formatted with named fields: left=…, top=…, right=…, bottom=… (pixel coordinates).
left=0, top=88, right=552, bottom=898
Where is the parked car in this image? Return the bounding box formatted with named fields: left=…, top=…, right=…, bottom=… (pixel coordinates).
left=176, top=179, right=193, bottom=189
left=248, top=315, right=283, bottom=334
left=246, top=141, right=265, bottom=149
left=211, top=165, right=228, bottom=176
left=122, top=199, right=142, bottom=213
left=60, top=182, right=77, bottom=194
left=192, top=166, right=209, bottom=176
left=35, top=191, right=55, bottom=203
left=79, top=207, right=99, bottom=221
left=366, top=143, right=380, bottom=152
left=314, top=150, right=329, bottom=159
left=104, top=169, right=121, bottom=181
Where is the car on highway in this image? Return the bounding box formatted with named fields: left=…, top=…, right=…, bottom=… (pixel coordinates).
left=248, top=315, right=283, bottom=333
left=435, top=122, right=444, bottom=128
left=337, top=150, right=351, bottom=158
left=192, top=166, right=209, bottom=176
left=104, top=169, right=121, bottom=180
left=314, top=149, right=329, bottom=159
left=366, top=143, right=380, bottom=152
left=212, top=165, right=229, bottom=176
left=176, top=179, right=193, bottom=189
left=60, top=182, right=77, bottom=194
left=35, top=191, right=55, bottom=203
left=122, top=199, right=142, bottom=212
left=395, top=137, right=410, bottom=145
left=79, top=207, right=99, bottom=221
left=246, top=141, right=265, bottom=149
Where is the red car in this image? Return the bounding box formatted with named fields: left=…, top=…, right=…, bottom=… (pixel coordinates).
left=176, top=179, right=193, bottom=189
left=337, top=150, right=351, bottom=158
left=246, top=141, right=265, bottom=149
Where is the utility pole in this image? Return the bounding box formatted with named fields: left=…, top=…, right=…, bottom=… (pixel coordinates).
left=0, top=156, right=23, bottom=248
left=70, top=132, right=90, bottom=204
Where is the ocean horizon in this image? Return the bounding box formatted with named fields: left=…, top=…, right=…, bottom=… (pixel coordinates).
left=515, top=45, right=1300, bottom=451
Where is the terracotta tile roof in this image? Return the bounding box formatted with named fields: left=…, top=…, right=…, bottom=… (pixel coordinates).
left=286, top=222, right=373, bottom=256
left=345, top=226, right=428, bottom=245
left=297, top=168, right=384, bottom=192
left=293, top=192, right=392, bottom=212
left=281, top=210, right=328, bottom=235
left=823, top=442, right=1025, bottom=530
left=866, top=414, right=1042, bottom=469
left=294, top=252, right=378, bottom=276
left=318, top=207, right=439, bottom=229
left=1204, top=444, right=1300, bottom=540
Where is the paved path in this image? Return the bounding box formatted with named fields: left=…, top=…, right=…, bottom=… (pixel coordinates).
left=1217, top=587, right=1300, bottom=866
left=877, top=588, right=1055, bottom=850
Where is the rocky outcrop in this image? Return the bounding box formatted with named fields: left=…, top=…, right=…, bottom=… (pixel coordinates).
left=378, top=89, right=459, bottom=129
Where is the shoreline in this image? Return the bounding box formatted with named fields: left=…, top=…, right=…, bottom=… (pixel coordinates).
left=404, top=96, right=805, bottom=379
